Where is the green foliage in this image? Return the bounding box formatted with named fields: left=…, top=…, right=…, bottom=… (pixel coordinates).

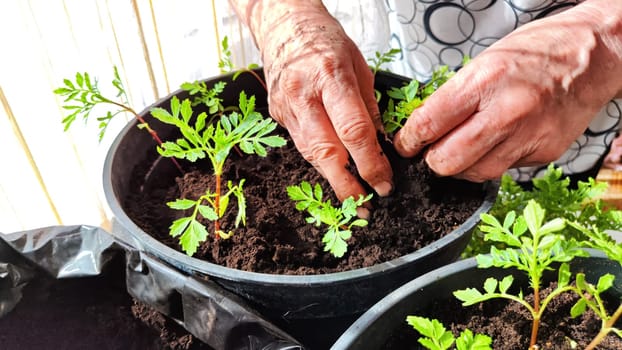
left=151, top=90, right=286, bottom=256
left=180, top=80, right=227, bottom=114
left=287, top=181, right=371, bottom=257
left=217, top=36, right=262, bottom=82
left=381, top=60, right=468, bottom=133
left=151, top=91, right=286, bottom=175
left=406, top=316, right=492, bottom=350
left=53, top=66, right=132, bottom=141
left=455, top=201, right=588, bottom=320
left=464, top=163, right=622, bottom=258
left=218, top=36, right=235, bottom=73
left=167, top=179, right=246, bottom=256
left=368, top=48, right=402, bottom=74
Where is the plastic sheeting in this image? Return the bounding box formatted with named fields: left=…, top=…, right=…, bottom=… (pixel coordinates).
left=0, top=225, right=302, bottom=350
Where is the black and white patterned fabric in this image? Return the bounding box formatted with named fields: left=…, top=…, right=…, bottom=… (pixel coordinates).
left=327, top=0, right=621, bottom=181
left=382, top=0, right=622, bottom=181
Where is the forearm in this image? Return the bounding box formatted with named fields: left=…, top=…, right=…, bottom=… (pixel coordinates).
left=228, top=0, right=327, bottom=50
left=574, top=0, right=622, bottom=99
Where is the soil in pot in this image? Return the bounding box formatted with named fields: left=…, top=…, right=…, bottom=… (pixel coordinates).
left=123, top=123, right=486, bottom=275
left=0, top=267, right=210, bottom=350
left=382, top=280, right=622, bottom=349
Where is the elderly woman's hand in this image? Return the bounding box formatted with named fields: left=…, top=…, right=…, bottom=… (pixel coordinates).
left=394, top=0, right=622, bottom=182
left=230, top=0, right=393, bottom=213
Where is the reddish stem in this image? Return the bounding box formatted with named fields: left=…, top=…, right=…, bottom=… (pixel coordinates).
left=214, top=173, right=221, bottom=239
left=529, top=286, right=541, bottom=349
left=109, top=100, right=184, bottom=174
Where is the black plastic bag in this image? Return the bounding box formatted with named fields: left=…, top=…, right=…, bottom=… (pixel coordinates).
left=0, top=225, right=302, bottom=350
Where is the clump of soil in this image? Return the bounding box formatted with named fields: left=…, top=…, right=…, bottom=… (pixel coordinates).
left=383, top=281, right=622, bottom=349
left=124, top=126, right=488, bottom=275
left=0, top=270, right=210, bottom=350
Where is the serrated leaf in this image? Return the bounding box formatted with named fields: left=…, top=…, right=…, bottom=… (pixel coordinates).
left=198, top=205, right=218, bottom=221
left=570, top=298, right=587, bottom=318
left=169, top=217, right=192, bottom=238
left=179, top=220, right=208, bottom=256
left=453, top=288, right=484, bottom=305
left=168, top=198, right=196, bottom=210
left=483, top=278, right=498, bottom=294
left=498, top=275, right=513, bottom=293
left=596, top=273, right=614, bottom=292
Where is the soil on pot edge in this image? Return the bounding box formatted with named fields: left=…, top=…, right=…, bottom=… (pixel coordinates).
left=124, top=126, right=486, bottom=275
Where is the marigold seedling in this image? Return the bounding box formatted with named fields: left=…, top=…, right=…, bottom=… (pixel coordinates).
left=54, top=66, right=182, bottom=172
left=406, top=316, right=492, bottom=350
left=287, top=181, right=371, bottom=258
left=454, top=200, right=591, bottom=348
left=151, top=91, right=286, bottom=256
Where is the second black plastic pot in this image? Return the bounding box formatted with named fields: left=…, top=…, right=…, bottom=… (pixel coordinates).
left=332, top=250, right=622, bottom=349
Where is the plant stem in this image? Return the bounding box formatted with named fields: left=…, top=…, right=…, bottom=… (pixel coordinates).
left=245, top=69, right=266, bottom=91
left=214, top=172, right=222, bottom=238
left=585, top=303, right=622, bottom=350
left=105, top=98, right=184, bottom=173
left=529, top=284, right=541, bottom=349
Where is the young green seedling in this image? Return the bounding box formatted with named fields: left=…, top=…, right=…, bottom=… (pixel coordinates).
left=53, top=66, right=182, bottom=172
left=287, top=181, right=371, bottom=258
left=151, top=91, right=286, bottom=256
left=453, top=200, right=589, bottom=349
left=406, top=316, right=492, bottom=350
left=368, top=48, right=402, bottom=75
left=568, top=220, right=622, bottom=349
left=217, top=36, right=264, bottom=90
left=381, top=57, right=470, bottom=134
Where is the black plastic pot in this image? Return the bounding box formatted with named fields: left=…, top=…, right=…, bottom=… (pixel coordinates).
left=332, top=250, right=622, bottom=349
left=103, top=68, right=499, bottom=348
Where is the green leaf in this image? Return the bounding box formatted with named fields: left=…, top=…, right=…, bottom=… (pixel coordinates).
left=168, top=198, right=196, bottom=210
left=558, top=263, right=571, bottom=288
left=498, top=275, right=513, bottom=294
left=596, top=273, right=614, bottom=293
left=570, top=298, right=587, bottom=318
left=453, top=288, right=484, bottom=305
left=198, top=205, right=218, bottom=221
left=179, top=220, right=208, bottom=256
left=169, top=217, right=192, bottom=238
left=483, top=278, right=498, bottom=294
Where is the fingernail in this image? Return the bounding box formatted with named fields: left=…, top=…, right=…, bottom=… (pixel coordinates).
left=374, top=181, right=393, bottom=197
left=356, top=207, right=371, bottom=220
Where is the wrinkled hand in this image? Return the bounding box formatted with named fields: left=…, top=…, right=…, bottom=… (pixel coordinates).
left=394, top=1, right=622, bottom=182
left=230, top=0, right=393, bottom=211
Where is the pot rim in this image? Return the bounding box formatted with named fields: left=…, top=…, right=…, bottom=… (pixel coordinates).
left=102, top=70, right=499, bottom=286
left=331, top=249, right=611, bottom=349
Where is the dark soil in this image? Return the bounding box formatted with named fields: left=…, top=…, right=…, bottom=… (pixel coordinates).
left=383, top=281, right=622, bottom=349
left=124, top=126, right=487, bottom=275
left=0, top=269, right=210, bottom=350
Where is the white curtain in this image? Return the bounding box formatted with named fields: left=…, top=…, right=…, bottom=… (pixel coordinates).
left=0, top=0, right=263, bottom=233
left=0, top=0, right=388, bottom=234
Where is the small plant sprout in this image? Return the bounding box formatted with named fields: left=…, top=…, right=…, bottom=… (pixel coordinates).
left=406, top=316, right=492, bottom=350
left=54, top=66, right=183, bottom=172
left=150, top=91, right=286, bottom=256
left=381, top=57, right=470, bottom=134
left=568, top=220, right=622, bottom=349
left=453, top=200, right=589, bottom=349
left=217, top=36, right=264, bottom=90
left=180, top=80, right=228, bottom=114
left=368, top=48, right=402, bottom=75
left=287, top=181, right=372, bottom=258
